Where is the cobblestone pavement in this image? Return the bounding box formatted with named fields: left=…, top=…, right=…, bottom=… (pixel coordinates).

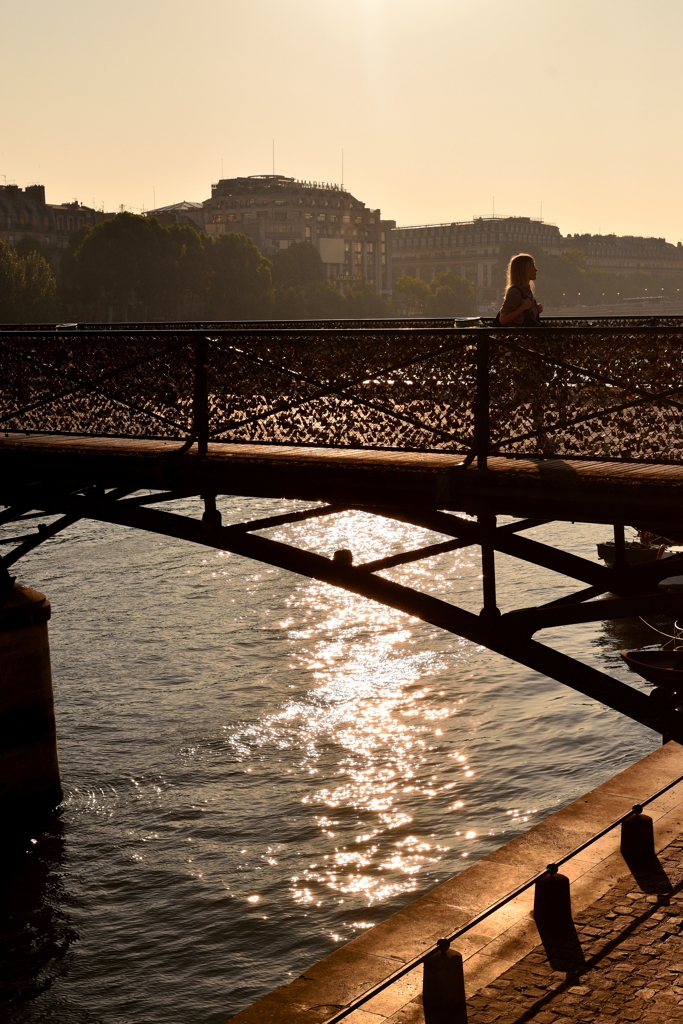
left=466, top=838, right=683, bottom=1024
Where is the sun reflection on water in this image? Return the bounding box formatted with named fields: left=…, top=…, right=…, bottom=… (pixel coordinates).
left=228, top=509, right=478, bottom=906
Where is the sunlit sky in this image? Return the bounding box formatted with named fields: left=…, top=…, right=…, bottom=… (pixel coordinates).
left=3, top=0, right=683, bottom=240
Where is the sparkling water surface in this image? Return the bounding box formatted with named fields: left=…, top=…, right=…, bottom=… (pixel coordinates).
left=0, top=498, right=661, bottom=1023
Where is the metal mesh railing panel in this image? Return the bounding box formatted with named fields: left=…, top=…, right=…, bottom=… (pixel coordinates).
left=0, top=331, right=194, bottom=438
left=489, top=328, right=683, bottom=460
left=204, top=330, right=476, bottom=450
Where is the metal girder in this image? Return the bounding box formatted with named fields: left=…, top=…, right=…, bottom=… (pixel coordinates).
left=17, top=491, right=680, bottom=743
left=503, top=592, right=683, bottom=637
left=3, top=485, right=682, bottom=740
left=358, top=537, right=471, bottom=573
left=1, top=512, right=81, bottom=568
left=227, top=504, right=347, bottom=533
left=367, top=507, right=613, bottom=588
left=0, top=505, right=32, bottom=528
left=117, top=490, right=197, bottom=507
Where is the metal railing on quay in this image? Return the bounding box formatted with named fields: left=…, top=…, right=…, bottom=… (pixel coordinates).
left=320, top=769, right=683, bottom=1024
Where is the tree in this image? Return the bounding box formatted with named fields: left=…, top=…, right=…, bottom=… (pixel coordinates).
left=271, top=241, right=325, bottom=288
left=345, top=283, right=389, bottom=317
left=394, top=275, right=429, bottom=313
left=21, top=251, right=58, bottom=321
left=0, top=238, right=57, bottom=323
left=427, top=271, right=476, bottom=316
left=59, top=224, right=94, bottom=319
left=0, top=240, right=22, bottom=322
left=15, top=235, right=48, bottom=261
left=269, top=241, right=352, bottom=319
left=166, top=223, right=211, bottom=319
left=72, top=212, right=178, bottom=321
left=207, top=232, right=273, bottom=319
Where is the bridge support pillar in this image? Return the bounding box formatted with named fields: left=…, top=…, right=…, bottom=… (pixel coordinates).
left=0, top=583, right=62, bottom=834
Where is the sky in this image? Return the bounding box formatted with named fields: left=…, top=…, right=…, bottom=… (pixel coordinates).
left=2, top=0, right=683, bottom=240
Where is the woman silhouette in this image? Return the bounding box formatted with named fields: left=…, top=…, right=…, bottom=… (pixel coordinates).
left=498, top=253, right=543, bottom=326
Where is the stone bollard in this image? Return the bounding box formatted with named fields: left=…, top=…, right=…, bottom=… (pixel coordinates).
left=422, top=937, right=468, bottom=1024
left=533, top=863, right=573, bottom=930
left=621, top=804, right=655, bottom=864
left=0, top=583, right=62, bottom=834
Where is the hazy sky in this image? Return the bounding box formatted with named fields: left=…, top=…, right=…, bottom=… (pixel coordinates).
left=3, top=0, right=683, bottom=240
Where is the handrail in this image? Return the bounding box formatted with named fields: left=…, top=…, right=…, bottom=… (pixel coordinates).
left=321, top=770, right=683, bottom=1024
left=3, top=318, right=683, bottom=460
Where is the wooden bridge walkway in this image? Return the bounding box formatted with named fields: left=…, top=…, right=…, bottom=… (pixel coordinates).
left=1, top=434, right=683, bottom=534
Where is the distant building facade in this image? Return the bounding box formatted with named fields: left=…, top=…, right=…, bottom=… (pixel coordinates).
left=391, top=216, right=683, bottom=307
left=144, top=200, right=205, bottom=231
left=391, top=216, right=564, bottom=306
left=563, top=233, right=683, bottom=275
left=0, top=184, right=98, bottom=272
left=203, top=175, right=395, bottom=293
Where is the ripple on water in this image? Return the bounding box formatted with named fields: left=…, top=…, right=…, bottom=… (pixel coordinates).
left=0, top=501, right=661, bottom=1023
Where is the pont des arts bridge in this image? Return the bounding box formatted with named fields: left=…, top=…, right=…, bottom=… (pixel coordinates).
left=3, top=313, right=683, bottom=834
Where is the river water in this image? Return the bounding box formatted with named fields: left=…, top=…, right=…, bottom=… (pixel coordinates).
left=0, top=497, right=661, bottom=1023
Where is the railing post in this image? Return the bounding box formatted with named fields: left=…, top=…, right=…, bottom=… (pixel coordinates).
left=422, top=938, right=468, bottom=1024
left=621, top=804, right=655, bottom=864
left=193, top=338, right=209, bottom=455
left=475, top=335, right=490, bottom=471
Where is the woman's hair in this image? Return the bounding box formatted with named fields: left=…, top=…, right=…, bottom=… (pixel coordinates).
left=506, top=253, right=535, bottom=290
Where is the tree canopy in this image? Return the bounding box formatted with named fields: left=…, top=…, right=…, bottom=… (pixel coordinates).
left=394, top=272, right=475, bottom=316
left=427, top=271, right=476, bottom=316
left=207, top=231, right=273, bottom=319
left=270, top=241, right=326, bottom=288
left=0, top=238, right=57, bottom=323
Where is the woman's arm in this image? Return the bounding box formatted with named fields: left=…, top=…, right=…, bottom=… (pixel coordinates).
left=499, top=296, right=532, bottom=325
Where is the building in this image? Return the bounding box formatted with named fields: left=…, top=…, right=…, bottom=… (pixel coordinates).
left=391, top=216, right=683, bottom=308
left=203, top=175, right=395, bottom=293
left=0, top=184, right=98, bottom=272
left=563, top=233, right=683, bottom=276
left=144, top=200, right=205, bottom=231
left=391, top=216, right=564, bottom=307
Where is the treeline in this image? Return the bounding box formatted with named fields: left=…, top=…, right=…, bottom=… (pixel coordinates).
left=0, top=212, right=389, bottom=323
left=393, top=271, right=476, bottom=316
left=3, top=214, right=683, bottom=324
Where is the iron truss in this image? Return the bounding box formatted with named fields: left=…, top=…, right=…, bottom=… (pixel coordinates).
left=2, top=483, right=683, bottom=742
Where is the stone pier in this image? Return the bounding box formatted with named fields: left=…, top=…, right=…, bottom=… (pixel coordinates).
left=0, top=583, right=62, bottom=834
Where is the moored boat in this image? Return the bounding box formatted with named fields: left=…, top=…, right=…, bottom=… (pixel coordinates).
left=593, top=532, right=671, bottom=565
left=620, top=649, right=683, bottom=689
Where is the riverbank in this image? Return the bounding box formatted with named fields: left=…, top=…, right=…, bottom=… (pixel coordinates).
left=230, top=741, right=683, bottom=1023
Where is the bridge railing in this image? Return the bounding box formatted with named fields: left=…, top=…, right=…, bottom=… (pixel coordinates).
left=1, top=319, right=682, bottom=463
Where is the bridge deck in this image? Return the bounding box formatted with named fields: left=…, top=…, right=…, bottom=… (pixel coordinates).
left=1, top=435, right=683, bottom=532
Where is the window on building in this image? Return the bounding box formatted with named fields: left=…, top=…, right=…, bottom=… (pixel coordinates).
left=317, top=213, right=325, bottom=222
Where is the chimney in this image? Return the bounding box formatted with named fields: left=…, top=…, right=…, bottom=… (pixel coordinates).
left=25, top=184, right=46, bottom=204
